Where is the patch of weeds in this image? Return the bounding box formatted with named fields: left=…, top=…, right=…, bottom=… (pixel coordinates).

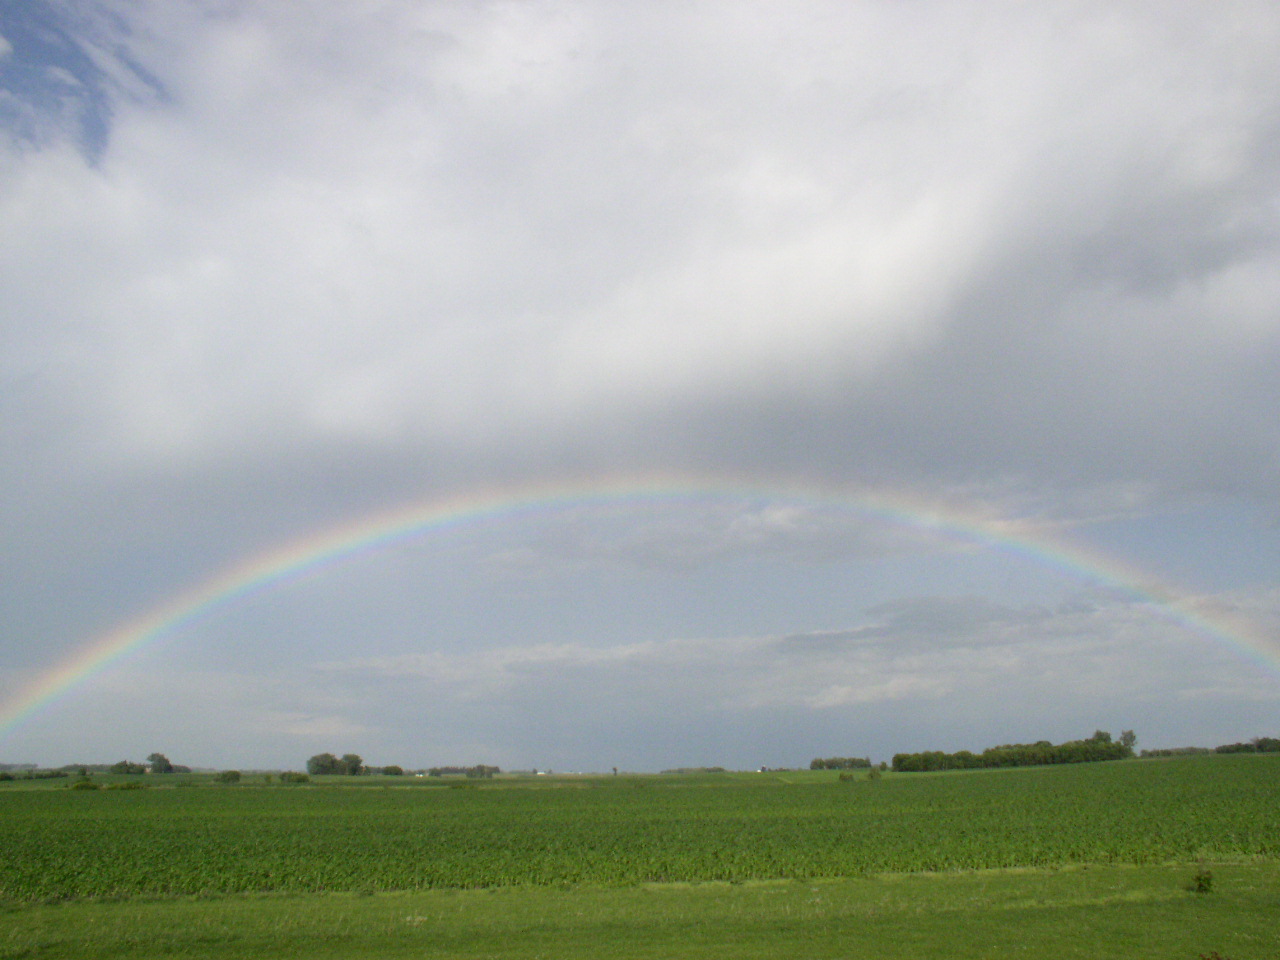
left=1190, top=865, right=1213, bottom=894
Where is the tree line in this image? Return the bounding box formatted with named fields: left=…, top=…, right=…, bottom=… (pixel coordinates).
left=892, top=730, right=1136, bottom=772
left=810, top=757, right=872, bottom=770
left=1141, top=736, right=1280, bottom=757
left=305, top=754, right=501, bottom=778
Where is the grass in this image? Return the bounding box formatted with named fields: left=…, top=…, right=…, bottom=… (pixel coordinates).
left=2, top=862, right=1277, bottom=959
left=3, top=755, right=1277, bottom=900
left=0, top=755, right=1276, bottom=957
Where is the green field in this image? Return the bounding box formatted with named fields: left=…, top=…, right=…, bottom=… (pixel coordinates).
left=1, top=755, right=1277, bottom=958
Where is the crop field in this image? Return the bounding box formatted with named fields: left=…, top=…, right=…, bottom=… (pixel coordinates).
left=1, top=754, right=1277, bottom=958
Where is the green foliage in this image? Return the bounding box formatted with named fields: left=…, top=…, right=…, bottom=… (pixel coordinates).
left=215, top=770, right=242, bottom=784
left=2, top=863, right=1277, bottom=960
left=109, top=760, right=146, bottom=775
left=810, top=757, right=871, bottom=770
left=306, top=752, right=340, bottom=775
left=893, top=731, right=1135, bottom=771
left=1192, top=865, right=1214, bottom=893
left=1144, top=735, right=1278, bottom=757
left=0, top=768, right=70, bottom=781
left=428, top=765, right=501, bottom=778
left=307, top=752, right=366, bottom=775
left=68, top=779, right=100, bottom=791
left=1141, top=746, right=1212, bottom=757
left=1216, top=736, right=1280, bottom=754
left=0, top=754, right=1276, bottom=902
left=381, top=765, right=404, bottom=776
left=147, top=752, right=174, bottom=774
left=279, top=771, right=310, bottom=783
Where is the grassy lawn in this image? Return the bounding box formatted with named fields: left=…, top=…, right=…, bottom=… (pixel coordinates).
left=2, top=862, right=1277, bottom=959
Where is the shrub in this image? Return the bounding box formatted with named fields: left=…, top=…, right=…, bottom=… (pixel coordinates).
left=215, top=770, right=242, bottom=784
left=1191, top=865, right=1213, bottom=894
left=279, top=771, right=310, bottom=784
left=69, top=780, right=100, bottom=791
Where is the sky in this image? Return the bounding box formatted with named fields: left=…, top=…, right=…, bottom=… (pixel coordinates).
left=1, top=0, right=1278, bottom=773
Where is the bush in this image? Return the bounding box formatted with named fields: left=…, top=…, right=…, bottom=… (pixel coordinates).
left=215, top=770, right=241, bottom=784
left=69, top=780, right=100, bottom=791
left=279, top=772, right=310, bottom=784
left=1191, top=865, right=1213, bottom=894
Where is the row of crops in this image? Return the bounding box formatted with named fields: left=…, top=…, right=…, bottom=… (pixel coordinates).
left=1, top=754, right=1276, bottom=902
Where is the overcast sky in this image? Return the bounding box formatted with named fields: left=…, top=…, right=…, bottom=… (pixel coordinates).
left=1, top=1, right=1278, bottom=772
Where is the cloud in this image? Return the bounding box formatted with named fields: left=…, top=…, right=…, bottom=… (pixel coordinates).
left=260, top=712, right=373, bottom=741
left=3, top=3, right=1279, bottom=770
left=310, top=587, right=1278, bottom=717
left=0, top=1, right=1273, bottom=504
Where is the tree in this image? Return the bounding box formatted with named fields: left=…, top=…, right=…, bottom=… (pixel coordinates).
left=147, top=752, right=174, bottom=774
left=307, top=752, right=365, bottom=775
left=1119, top=730, right=1136, bottom=750
left=307, top=753, right=341, bottom=775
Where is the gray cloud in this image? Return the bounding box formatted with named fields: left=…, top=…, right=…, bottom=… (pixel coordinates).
left=2, top=2, right=1278, bottom=769
left=2, top=2, right=1274, bottom=500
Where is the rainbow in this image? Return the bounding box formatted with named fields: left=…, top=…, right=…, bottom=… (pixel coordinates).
left=2, top=473, right=1277, bottom=740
